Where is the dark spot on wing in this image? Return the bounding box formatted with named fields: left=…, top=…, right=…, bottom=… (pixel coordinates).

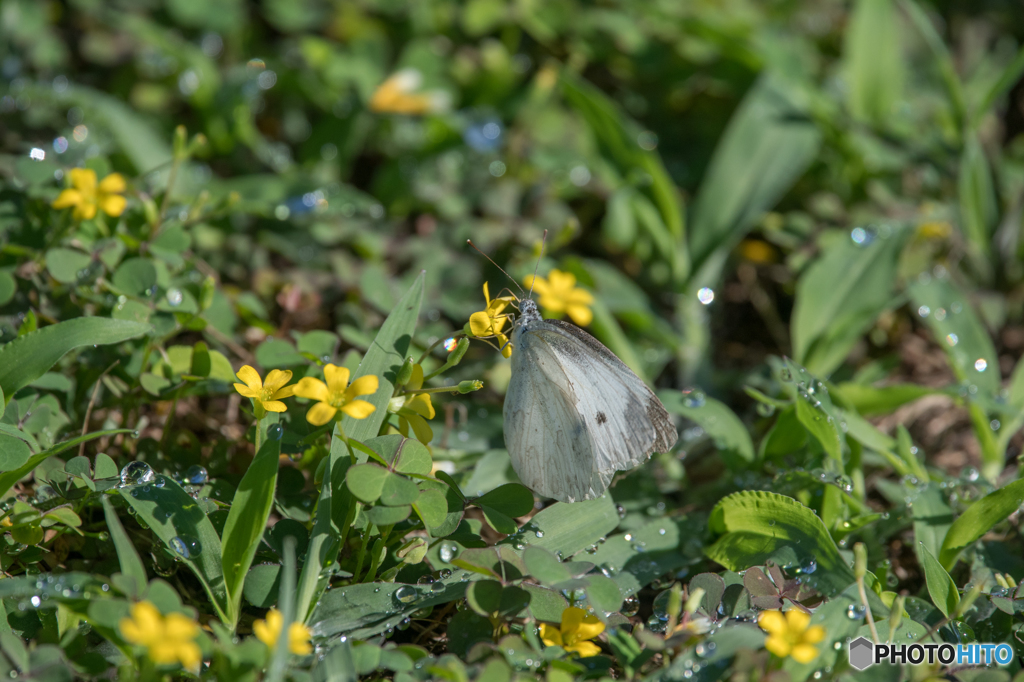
left=596, top=411, right=607, bottom=425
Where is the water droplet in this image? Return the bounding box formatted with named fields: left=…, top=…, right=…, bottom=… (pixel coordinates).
left=621, top=594, right=640, bottom=616
left=443, top=338, right=457, bottom=352
left=697, top=287, right=714, bottom=305
left=170, top=536, right=191, bottom=559
left=438, top=542, right=457, bottom=563
left=779, top=369, right=793, bottom=382
left=438, top=568, right=452, bottom=579
left=963, top=467, right=979, bottom=482
left=166, top=288, right=183, bottom=307
left=646, top=614, right=667, bottom=633
left=682, top=388, right=706, bottom=408
left=756, top=402, right=776, bottom=417
left=29, top=596, right=40, bottom=608
left=267, top=424, right=284, bottom=441
left=416, top=575, right=436, bottom=586
left=623, top=533, right=633, bottom=542
left=945, top=333, right=958, bottom=347
left=800, top=558, right=817, bottom=574
left=616, top=505, right=626, bottom=520
left=183, top=465, right=208, bottom=485
left=658, top=528, right=666, bottom=535
left=846, top=603, right=866, bottom=620
left=394, top=586, right=417, bottom=604
left=120, top=461, right=155, bottom=487
left=534, top=530, right=544, bottom=538
left=975, top=358, right=988, bottom=372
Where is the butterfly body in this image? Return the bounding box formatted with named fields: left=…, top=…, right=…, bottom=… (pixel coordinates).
left=503, top=299, right=678, bottom=502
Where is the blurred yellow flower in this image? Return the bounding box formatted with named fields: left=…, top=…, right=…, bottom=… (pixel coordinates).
left=738, top=238, right=777, bottom=264
left=370, top=69, right=448, bottom=115
left=540, top=607, right=604, bottom=657
left=396, top=364, right=436, bottom=443
left=524, top=269, right=594, bottom=326
left=917, top=220, right=952, bottom=240
left=233, top=366, right=295, bottom=415
left=119, top=601, right=201, bottom=670
left=758, top=609, right=825, bottom=664
left=52, top=168, right=127, bottom=220
left=294, top=364, right=378, bottom=426
left=468, top=282, right=515, bottom=358
left=254, top=608, right=312, bottom=655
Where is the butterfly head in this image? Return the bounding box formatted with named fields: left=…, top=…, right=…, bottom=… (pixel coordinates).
left=517, top=297, right=542, bottom=325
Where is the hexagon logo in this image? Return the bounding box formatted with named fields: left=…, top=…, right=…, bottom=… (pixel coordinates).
left=848, top=636, right=874, bottom=671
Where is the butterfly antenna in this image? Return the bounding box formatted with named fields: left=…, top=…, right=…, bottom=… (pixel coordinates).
left=466, top=240, right=526, bottom=297
left=527, top=229, right=548, bottom=299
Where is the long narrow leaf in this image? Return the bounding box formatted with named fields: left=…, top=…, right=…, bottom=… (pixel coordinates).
left=101, top=496, right=148, bottom=596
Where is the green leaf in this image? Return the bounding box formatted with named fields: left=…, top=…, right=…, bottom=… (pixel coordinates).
left=524, top=584, right=569, bottom=622
left=243, top=563, right=281, bottom=609
left=339, top=273, right=424, bottom=443
left=475, top=484, right=534, bottom=518
left=45, top=248, right=92, bottom=285
left=585, top=574, right=622, bottom=614
left=412, top=488, right=448, bottom=529
left=940, top=478, right=1024, bottom=569
left=833, top=383, right=937, bottom=416
left=911, top=483, right=953, bottom=568
left=688, top=75, right=820, bottom=273
left=119, top=477, right=227, bottom=623
left=466, top=579, right=503, bottom=617
left=919, top=544, right=959, bottom=618
left=379, top=473, right=419, bottom=507
left=659, top=391, right=754, bottom=467
left=0, top=429, right=132, bottom=499
left=221, top=436, right=281, bottom=626
left=0, top=432, right=31, bottom=471
left=958, top=132, right=998, bottom=260
left=0, top=271, right=15, bottom=307
left=523, top=547, right=571, bottom=585
left=346, top=463, right=388, bottom=503
left=791, top=228, right=903, bottom=376
left=101, top=497, right=148, bottom=596
left=508, top=496, right=620, bottom=557
left=366, top=504, right=410, bottom=526
left=843, top=0, right=904, bottom=125
left=901, top=0, right=966, bottom=130
left=111, top=258, right=158, bottom=296
left=446, top=610, right=493, bottom=658
left=0, top=318, right=150, bottom=404
left=706, top=491, right=854, bottom=596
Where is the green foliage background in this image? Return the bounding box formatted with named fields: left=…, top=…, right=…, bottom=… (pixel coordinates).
left=2, top=0, right=1024, bottom=680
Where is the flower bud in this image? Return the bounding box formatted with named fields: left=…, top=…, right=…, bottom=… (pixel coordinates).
left=457, top=380, right=483, bottom=394
left=854, top=542, right=867, bottom=579
left=395, top=357, right=414, bottom=386
left=448, top=337, right=469, bottom=364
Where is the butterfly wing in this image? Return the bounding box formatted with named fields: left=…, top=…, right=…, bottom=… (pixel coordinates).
left=531, top=319, right=677, bottom=479
left=503, top=328, right=598, bottom=502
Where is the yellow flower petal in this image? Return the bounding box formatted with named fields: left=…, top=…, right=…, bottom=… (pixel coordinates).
left=566, top=641, right=602, bottom=657
left=323, top=364, right=350, bottom=393
left=305, top=402, right=338, bottom=426
left=235, top=366, right=263, bottom=391
left=347, top=374, right=378, bottom=398
left=537, top=293, right=566, bottom=313
left=469, top=311, right=495, bottom=337
left=406, top=394, right=435, bottom=419
left=98, top=173, right=126, bottom=193
left=148, top=641, right=181, bottom=664
left=804, top=625, right=825, bottom=644
left=764, top=634, right=792, bottom=657
left=403, top=413, right=433, bottom=443
left=263, top=369, right=293, bottom=393
left=407, top=363, right=424, bottom=390
left=791, top=644, right=820, bottom=664
left=523, top=274, right=548, bottom=297
left=176, top=641, right=202, bottom=670
left=164, top=613, right=199, bottom=639
left=288, top=622, right=312, bottom=655
left=567, top=288, right=595, bottom=306
left=263, top=400, right=288, bottom=413
left=99, top=194, right=127, bottom=217
left=566, top=304, right=593, bottom=327
left=539, top=623, right=563, bottom=647
left=69, top=168, right=97, bottom=192
left=272, top=384, right=296, bottom=400
left=758, top=611, right=787, bottom=635
left=566, top=610, right=604, bottom=642
left=294, top=377, right=329, bottom=402
left=340, top=400, right=375, bottom=419
left=548, top=269, right=576, bottom=292
left=233, top=383, right=260, bottom=399
left=785, top=609, right=811, bottom=631
left=52, top=188, right=82, bottom=209
left=76, top=202, right=98, bottom=220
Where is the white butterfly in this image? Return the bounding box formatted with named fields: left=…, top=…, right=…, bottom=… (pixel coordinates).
left=503, top=297, right=678, bottom=502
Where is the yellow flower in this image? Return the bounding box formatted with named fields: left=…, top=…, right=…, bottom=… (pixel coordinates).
left=119, top=601, right=201, bottom=670
left=369, top=69, right=448, bottom=115
left=468, top=282, right=515, bottom=358
left=396, top=364, right=436, bottom=443
left=253, top=608, right=312, bottom=655
left=540, top=607, right=605, bottom=657
left=233, top=366, right=295, bottom=416
left=523, top=269, right=594, bottom=327
left=758, top=609, right=825, bottom=664
left=52, top=168, right=127, bottom=220
left=293, top=364, right=378, bottom=426
left=917, top=220, right=953, bottom=240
